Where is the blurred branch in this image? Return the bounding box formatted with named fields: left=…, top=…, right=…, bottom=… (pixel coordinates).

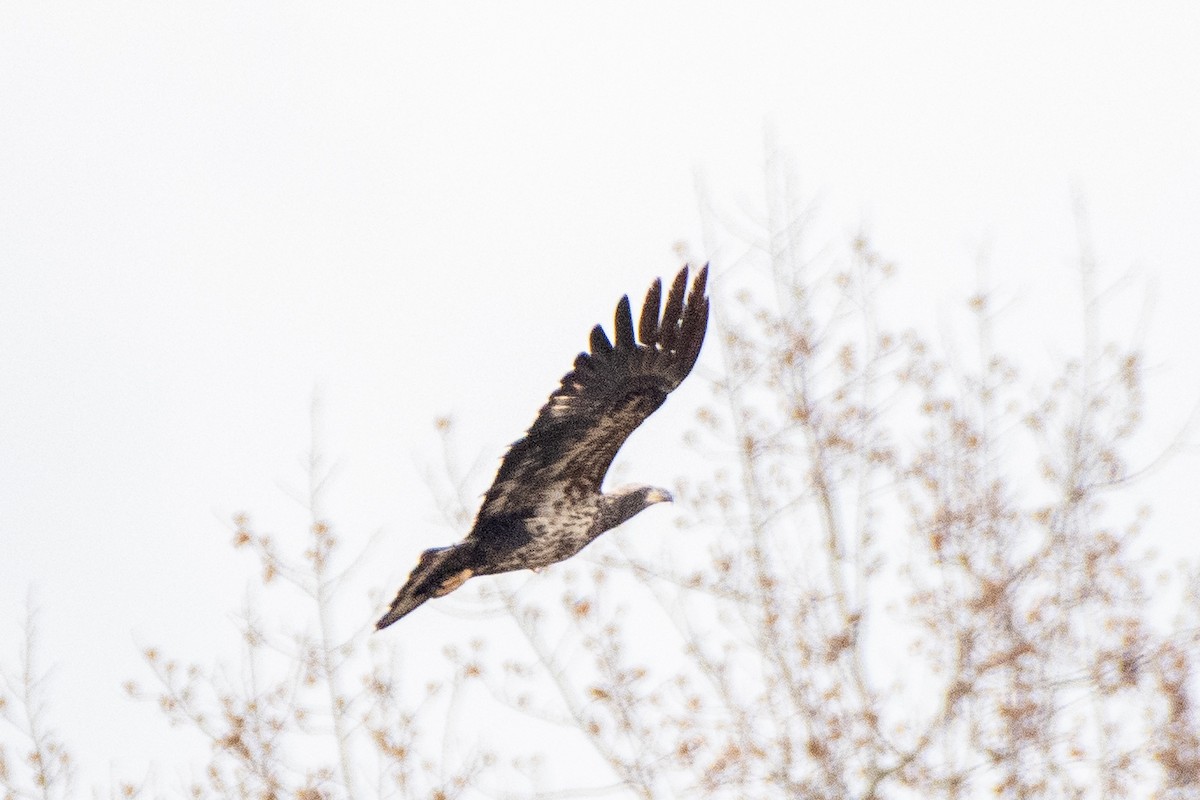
left=0, top=596, right=73, bottom=800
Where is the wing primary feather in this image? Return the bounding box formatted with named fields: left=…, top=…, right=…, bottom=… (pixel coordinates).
left=680, top=265, right=710, bottom=362
left=659, top=266, right=689, bottom=352
left=683, top=296, right=710, bottom=372
left=614, top=295, right=636, bottom=351
left=590, top=324, right=613, bottom=355
left=688, top=264, right=709, bottom=305
left=639, top=277, right=662, bottom=345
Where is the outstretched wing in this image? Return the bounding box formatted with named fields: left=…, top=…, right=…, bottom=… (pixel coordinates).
left=473, top=265, right=709, bottom=524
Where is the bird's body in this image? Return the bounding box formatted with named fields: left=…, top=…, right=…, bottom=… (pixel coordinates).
left=376, top=265, right=709, bottom=629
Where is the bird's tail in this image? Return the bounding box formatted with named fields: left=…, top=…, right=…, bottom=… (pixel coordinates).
left=375, top=543, right=476, bottom=630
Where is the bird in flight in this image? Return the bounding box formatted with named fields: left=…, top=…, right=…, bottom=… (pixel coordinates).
left=376, top=265, right=709, bottom=629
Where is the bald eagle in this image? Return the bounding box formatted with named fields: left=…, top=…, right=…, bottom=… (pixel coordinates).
left=376, top=265, right=709, bottom=629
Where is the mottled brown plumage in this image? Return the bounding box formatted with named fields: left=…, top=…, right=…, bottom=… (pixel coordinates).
left=376, top=265, right=709, bottom=629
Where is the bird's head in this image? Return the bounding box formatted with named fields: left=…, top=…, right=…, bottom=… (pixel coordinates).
left=642, top=486, right=674, bottom=505
left=613, top=484, right=673, bottom=507
left=599, top=484, right=674, bottom=532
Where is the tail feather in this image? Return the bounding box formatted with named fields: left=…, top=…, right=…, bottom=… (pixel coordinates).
left=375, top=544, right=473, bottom=630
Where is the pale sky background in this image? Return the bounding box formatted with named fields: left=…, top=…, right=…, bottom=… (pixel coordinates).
left=2, top=2, right=1199, bottom=790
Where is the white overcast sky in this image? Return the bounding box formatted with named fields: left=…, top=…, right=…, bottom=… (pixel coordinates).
left=2, top=2, right=1199, bottom=786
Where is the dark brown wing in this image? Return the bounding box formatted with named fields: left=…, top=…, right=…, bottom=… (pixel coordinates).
left=472, top=265, right=709, bottom=524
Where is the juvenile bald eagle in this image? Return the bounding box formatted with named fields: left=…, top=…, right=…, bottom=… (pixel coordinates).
left=376, top=265, right=709, bottom=630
